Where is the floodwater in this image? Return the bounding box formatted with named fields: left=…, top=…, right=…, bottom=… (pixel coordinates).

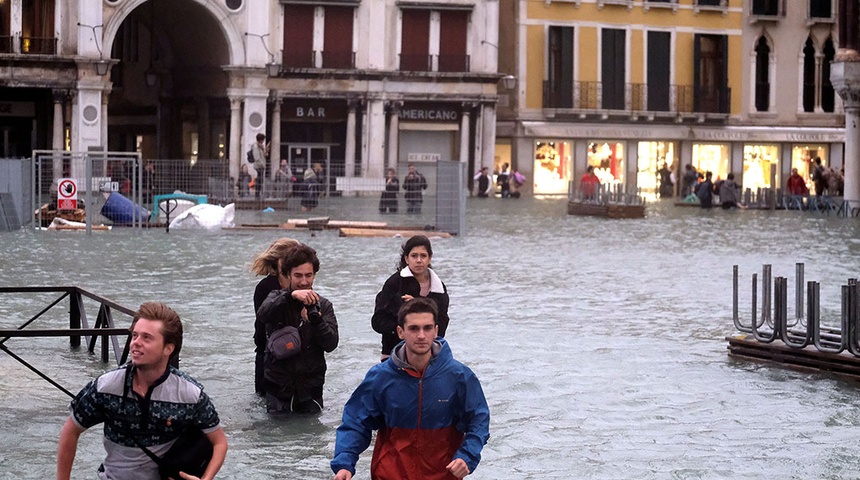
left=2, top=196, right=860, bottom=479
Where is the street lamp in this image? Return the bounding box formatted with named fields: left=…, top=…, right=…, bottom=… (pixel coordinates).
left=78, top=22, right=109, bottom=76
left=501, top=74, right=517, bottom=90
left=247, top=32, right=281, bottom=77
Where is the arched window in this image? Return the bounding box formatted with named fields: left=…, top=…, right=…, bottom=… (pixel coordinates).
left=802, top=37, right=816, bottom=112
left=755, top=37, right=770, bottom=112
left=822, top=37, right=835, bottom=112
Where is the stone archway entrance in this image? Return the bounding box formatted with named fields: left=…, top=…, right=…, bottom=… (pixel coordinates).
left=106, top=0, right=231, bottom=168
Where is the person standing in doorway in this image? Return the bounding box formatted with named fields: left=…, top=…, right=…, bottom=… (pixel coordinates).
left=332, top=298, right=490, bottom=480
left=402, top=163, right=428, bottom=214
left=811, top=157, right=827, bottom=196
left=301, top=163, right=324, bottom=212
left=57, top=302, right=228, bottom=480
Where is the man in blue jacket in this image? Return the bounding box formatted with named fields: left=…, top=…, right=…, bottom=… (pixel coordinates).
left=331, top=298, right=489, bottom=480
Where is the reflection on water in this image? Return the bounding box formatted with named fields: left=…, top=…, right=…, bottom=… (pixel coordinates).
left=3, top=197, right=860, bottom=479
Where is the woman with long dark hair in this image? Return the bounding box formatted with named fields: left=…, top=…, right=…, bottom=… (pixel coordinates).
left=371, top=235, right=450, bottom=361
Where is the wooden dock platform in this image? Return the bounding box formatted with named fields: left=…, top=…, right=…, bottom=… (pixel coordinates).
left=339, top=227, right=453, bottom=238
left=727, top=335, right=860, bottom=379
left=567, top=201, right=645, bottom=219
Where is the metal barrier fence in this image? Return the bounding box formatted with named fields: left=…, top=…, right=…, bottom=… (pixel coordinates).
left=568, top=182, right=646, bottom=206
left=732, top=263, right=860, bottom=356
left=0, top=286, right=133, bottom=398
left=15, top=154, right=467, bottom=235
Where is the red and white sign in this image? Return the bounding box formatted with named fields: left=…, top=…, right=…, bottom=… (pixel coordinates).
left=58, top=178, right=78, bottom=210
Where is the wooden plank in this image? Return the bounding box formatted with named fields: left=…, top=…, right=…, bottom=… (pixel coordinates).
left=339, top=228, right=453, bottom=238
left=726, top=335, right=860, bottom=378
left=287, top=218, right=389, bottom=229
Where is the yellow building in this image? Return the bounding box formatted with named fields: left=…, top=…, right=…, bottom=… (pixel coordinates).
left=497, top=0, right=843, bottom=198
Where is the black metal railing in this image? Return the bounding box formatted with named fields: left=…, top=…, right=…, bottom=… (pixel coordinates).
left=321, top=50, right=355, bottom=69
left=399, top=53, right=432, bottom=72
left=0, top=286, right=133, bottom=397
left=543, top=80, right=730, bottom=114
left=282, top=50, right=315, bottom=69
left=437, top=54, right=470, bottom=72
left=0, top=36, right=13, bottom=54
left=20, top=36, right=57, bottom=55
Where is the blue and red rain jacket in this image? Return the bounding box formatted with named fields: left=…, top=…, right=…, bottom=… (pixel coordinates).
left=331, top=338, right=490, bottom=480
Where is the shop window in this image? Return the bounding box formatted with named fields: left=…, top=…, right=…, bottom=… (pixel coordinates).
left=546, top=26, right=573, bottom=108
left=743, top=145, right=779, bottom=191
left=438, top=10, right=469, bottom=72
left=21, top=0, right=55, bottom=55
left=400, top=9, right=431, bottom=71
left=601, top=29, right=626, bottom=110
left=692, top=143, right=729, bottom=181
left=754, top=36, right=770, bottom=112
left=637, top=141, right=676, bottom=198
left=533, top=141, right=571, bottom=195
left=588, top=141, right=625, bottom=185
left=283, top=4, right=315, bottom=68
left=791, top=144, right=827, bottom=192
left=322, top=6, right=355, bottom=69
left=693, top=34, right=729, bottom=113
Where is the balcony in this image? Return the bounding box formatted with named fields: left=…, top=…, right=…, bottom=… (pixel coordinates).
left=20, top=36, right=57, bottom=55
left=282, top=50, right=315, bottom=69
left=542, top=80, right=731, bottom=119
left=694, top=0, right=727, bottom=13
left=399, top=53, right=432, bottom=72
left=320, top=50, right=355, bottom=69
left=437, top=54, right=470, bottom=73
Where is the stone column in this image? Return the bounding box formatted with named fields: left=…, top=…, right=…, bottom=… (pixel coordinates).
left=345, top=99, right=358, bottom=177
left=270, top=98, right=281, bottom=180
left=229, top=97, right=242, bottom=192
left=386, top=101, right=401, bottom=170
left=481, top=103, right=497, bottom=170
left=831, top=60, right=860, bottom=204
left=459, top=104, right=471, bottom=163
left=51, top=90, right=65, bottom=187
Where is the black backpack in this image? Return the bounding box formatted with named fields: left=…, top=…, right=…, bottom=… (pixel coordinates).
left=246, top=148, right=255, bottom=163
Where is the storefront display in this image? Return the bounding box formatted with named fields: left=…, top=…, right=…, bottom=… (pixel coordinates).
left=742, top=144, right=779, bottom=191
left=692, top=143, right=729, bottom=180
left=637, top=141, right=676, bottom=198
left=533, top=141, right=571, bottom=195
left=791, top=144, right=827, bottom=193
left=587, top=141, right=625, bottom=186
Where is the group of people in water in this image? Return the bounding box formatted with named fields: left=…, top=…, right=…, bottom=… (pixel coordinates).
left=57, top=234, right=490, bottom=480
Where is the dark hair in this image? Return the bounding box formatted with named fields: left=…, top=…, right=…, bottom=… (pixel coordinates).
left=398, top=235, right=433, bottom=270
left=587, top=166, right=594, bottom=173
left=256, top=133, right=266, bottom=142
left=131, top=302, right=183, bottom=361
left=397, top=297, right=438, bottom=328
left=727, top=173, right=734, bottom=180
left=281, top=244, right=320, bottom=276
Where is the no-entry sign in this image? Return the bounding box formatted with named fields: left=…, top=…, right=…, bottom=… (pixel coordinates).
left=58, top=178, right=77, bottom=210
